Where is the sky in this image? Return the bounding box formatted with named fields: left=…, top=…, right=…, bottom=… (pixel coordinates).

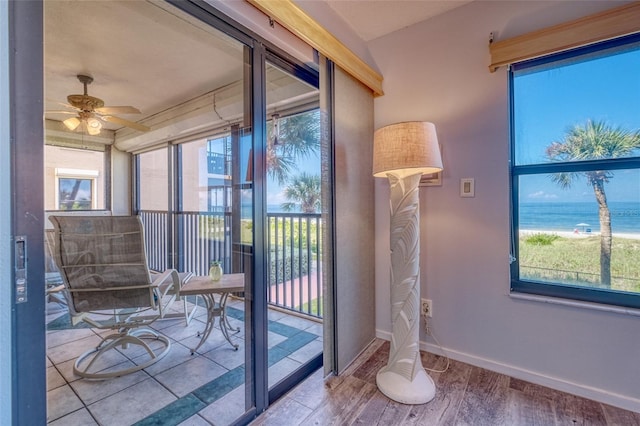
left=240, top=131, right=321, bottom=212
left=266, top=150, right=321, bottom=208
left=514, top=41, right=640, bottom=203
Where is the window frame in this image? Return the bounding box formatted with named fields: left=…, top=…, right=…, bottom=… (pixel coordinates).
left=509, top=32, right=640, bottom=310
left=55, top=168, right=99, bottom=210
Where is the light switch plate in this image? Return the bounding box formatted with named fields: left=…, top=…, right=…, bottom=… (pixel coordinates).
left=460, top=178, right=475, bottom=197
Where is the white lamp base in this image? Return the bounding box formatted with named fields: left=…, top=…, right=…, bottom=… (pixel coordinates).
left=376, top=368, right=436, bottom=405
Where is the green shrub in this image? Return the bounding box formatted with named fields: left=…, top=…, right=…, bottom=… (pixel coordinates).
left=269, top=253, right=309, bottom=284
left=525, top=233, right=560, bottom=246
left=296, top=297, right=323, bottom=317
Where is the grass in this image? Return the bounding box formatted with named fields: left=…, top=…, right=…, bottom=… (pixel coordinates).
left=519, top=233, right=640, bottom=292
left=296, top=297, right=323, bottom=317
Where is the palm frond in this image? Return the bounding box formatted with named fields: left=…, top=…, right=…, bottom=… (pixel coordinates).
left=280, top=172, right=321, bottom=213
left=546, top=120, right=640, bottom=191
left=266, top=110, right=320, bottom=185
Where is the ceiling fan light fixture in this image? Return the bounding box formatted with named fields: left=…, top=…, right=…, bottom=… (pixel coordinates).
left=87, top=117, right=102, bottom=130
left=86, top=118, right=102, bottom=136
left=49, top=75, right=148, bottom=135
left=63, top=116, right=81, bottom=131
left=87, top=126, right=101, bottom=136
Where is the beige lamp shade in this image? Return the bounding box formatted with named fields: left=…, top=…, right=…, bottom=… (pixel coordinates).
left=373, top=121, right=443, bottom=177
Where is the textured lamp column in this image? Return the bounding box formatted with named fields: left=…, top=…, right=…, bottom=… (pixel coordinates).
left=373, top=121, right=443, bottom=404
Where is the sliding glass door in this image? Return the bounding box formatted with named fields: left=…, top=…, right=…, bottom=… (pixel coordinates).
left=41, top=0, right=324, bottom=423
left=264, top=60, right=324, bottom=400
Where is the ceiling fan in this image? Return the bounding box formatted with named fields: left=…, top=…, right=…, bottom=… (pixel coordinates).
left=48, top=74, right=150, bottom=136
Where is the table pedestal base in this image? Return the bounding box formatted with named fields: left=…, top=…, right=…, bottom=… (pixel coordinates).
left=191, top=293, right=240, bottom=355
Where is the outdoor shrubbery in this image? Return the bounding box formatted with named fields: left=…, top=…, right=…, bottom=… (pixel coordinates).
left=519, top=235, right=640, bottom=292
left=269, top=253, right=309, bottom=284
left=198, top=215, right=227, bottom=240
left=268, top=217, right=320, bottom=257
left=524, top=233, right=560, bottom=246
left=296, top=297, right=322, bottom=316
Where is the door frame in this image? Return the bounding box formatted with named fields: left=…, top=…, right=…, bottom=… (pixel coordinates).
left=7, top=1, right=47, bottom=424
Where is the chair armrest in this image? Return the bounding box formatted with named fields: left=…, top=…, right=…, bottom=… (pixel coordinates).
left=151, top=270, right=182, bottom=318
left=151, top=269, right=181, bottom=300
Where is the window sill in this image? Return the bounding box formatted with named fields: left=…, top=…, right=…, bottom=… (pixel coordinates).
left=509, top=292, right=640, bottom=317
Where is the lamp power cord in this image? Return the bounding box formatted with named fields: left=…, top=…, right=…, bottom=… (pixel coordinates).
left=422, top=316, right=451, bottom=374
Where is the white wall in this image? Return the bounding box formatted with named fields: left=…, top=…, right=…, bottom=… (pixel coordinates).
left=112, top=147, right=131, bottom=214
left=0, top=1, right=12, bottom=422
left=369, top=1, right=640, bottom=411
left=294, top=0, right=380, bottom=75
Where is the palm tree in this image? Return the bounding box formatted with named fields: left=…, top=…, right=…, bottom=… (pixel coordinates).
left=546, top=120, right=640, bottom=286
left=267, top=111, right=320, bottom=185
left=281, top=173, right=321, bottom=213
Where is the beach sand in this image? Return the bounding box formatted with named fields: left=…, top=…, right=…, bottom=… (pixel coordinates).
left=520, top=229, right=640, bottom=240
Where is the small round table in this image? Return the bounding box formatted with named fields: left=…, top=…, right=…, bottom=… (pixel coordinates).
left=179, top=273, right=245, bottom=354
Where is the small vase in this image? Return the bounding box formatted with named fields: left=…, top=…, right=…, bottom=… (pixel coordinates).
left=209, top=263, right=223, bottom=282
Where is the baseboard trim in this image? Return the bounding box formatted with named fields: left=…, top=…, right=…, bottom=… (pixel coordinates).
left=375, top=329, right=640, bottom=413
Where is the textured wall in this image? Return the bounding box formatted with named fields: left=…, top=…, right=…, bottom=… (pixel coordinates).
left=369, top=0, right=640, bottom=411
left=111, top=148, right=131, bottom=215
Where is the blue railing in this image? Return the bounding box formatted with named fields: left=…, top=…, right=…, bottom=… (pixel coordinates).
left=138, top=210, right=323, bottom=319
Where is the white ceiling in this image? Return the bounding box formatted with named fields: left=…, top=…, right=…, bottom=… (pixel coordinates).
left=44, top=1, right=246, bottom=140
left=44, top=0, right=467, bottom=148
left=323, top=0, right=473, bottom=41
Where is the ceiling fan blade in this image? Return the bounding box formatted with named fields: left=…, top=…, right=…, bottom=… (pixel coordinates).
left=95, top=106, right=141, bottom=115
left=102, top=115, right=150, bottom=132
left=47, top=100, right=81, bottom=111
left=45, top=110, right=78, bottom=115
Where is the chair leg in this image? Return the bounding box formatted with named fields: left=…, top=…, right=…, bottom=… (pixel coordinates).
left=74, top=328, right=171, bottom=380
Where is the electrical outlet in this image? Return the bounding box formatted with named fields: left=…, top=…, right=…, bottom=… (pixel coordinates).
left=421, top=299, right=432, bottom=318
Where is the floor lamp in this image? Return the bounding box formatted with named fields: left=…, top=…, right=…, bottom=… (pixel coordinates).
left=373, top=121, right=443, bottom=404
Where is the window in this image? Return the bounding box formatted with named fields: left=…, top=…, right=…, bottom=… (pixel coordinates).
left=510, top=33, right=640, bottom=309
left=57, top=174, right=95, bottom=210
left=45, top=145, right=106, bottom=211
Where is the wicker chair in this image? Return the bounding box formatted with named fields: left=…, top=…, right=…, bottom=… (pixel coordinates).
left=49, top=215, right=181, bottom=379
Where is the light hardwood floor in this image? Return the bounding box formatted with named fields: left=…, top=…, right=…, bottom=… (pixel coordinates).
left=252, top=339, right=640, bottom=426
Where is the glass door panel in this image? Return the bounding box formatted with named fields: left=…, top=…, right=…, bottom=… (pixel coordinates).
left=44, top=0, right=324, bottom=422
left=133, top=3, right=254, bottom=424
left=265, top=62, right=323, bottom=392
left=177, top=128, right=251, bottom=423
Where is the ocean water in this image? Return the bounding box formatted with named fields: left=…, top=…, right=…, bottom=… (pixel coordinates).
left=240, top=201, right=639, bottom=232
left=519, top=201, right=640, bottom=233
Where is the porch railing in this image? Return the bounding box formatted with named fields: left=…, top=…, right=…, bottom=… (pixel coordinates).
left=267, top=213, right=322, bottom=318
left=140, top=210, right=170, bottom=272
left=139, top=210, right=323, bottom=319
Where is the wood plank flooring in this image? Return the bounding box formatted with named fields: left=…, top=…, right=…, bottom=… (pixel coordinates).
left=252, top=339, right=640, bottom=426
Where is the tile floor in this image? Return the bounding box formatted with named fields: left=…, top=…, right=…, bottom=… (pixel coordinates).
left=46, top=297, right=323, bottom=425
